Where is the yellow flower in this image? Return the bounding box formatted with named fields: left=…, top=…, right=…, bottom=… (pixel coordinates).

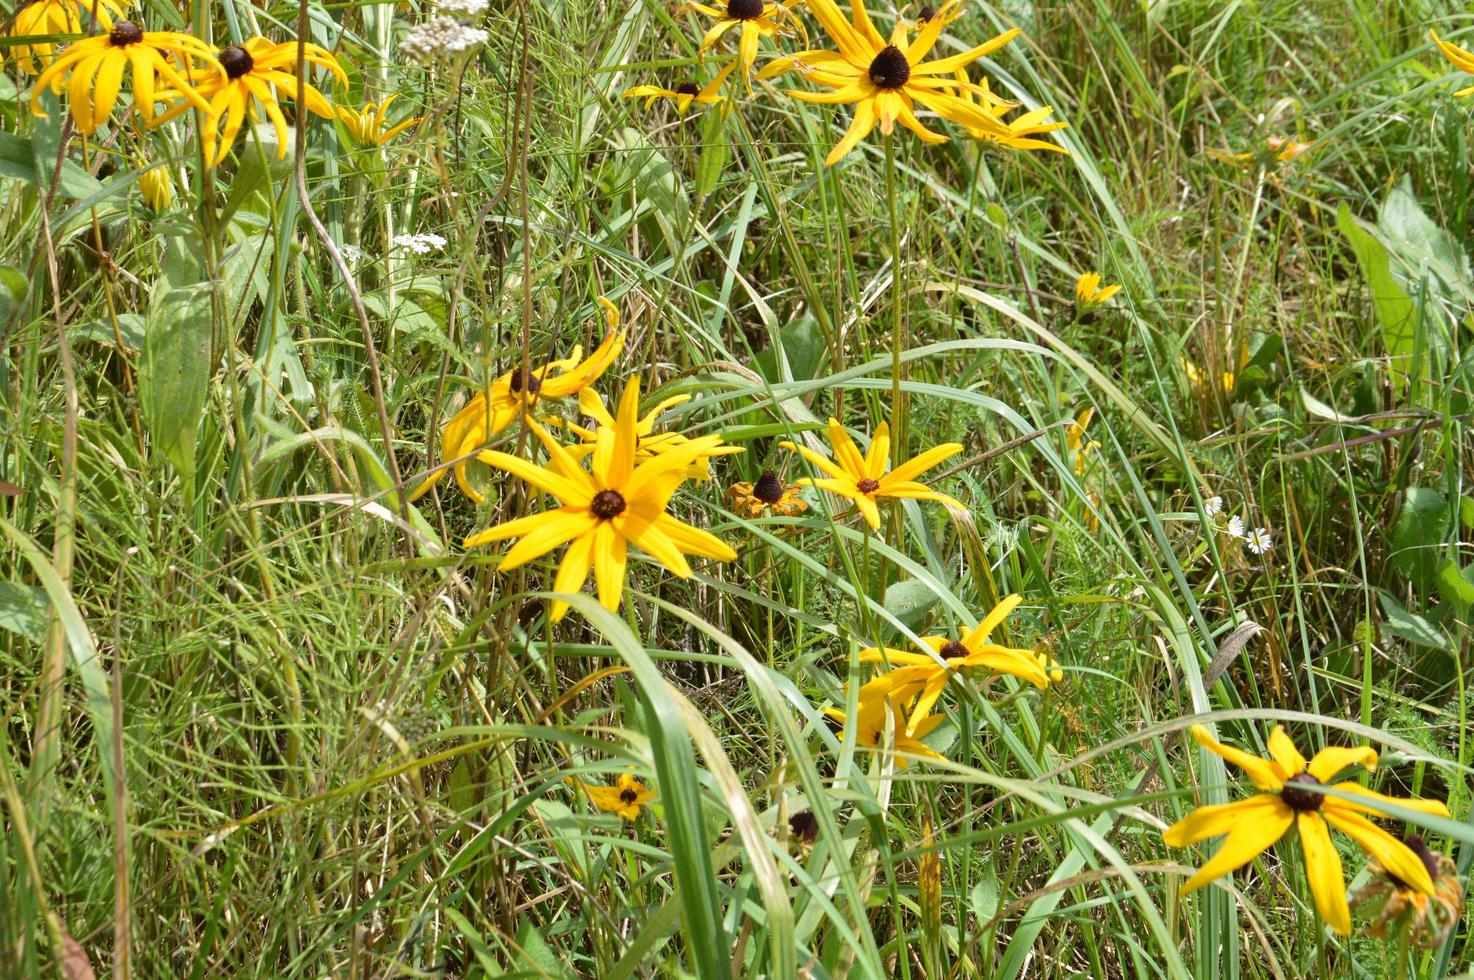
left=336, top=94, right=419, bottom=146
left=154, top=37, right=346, bottom=168
left=569, top=773, right=657, bottom=820
left=757, top=0, right=1019, bottom=165
left=137, top=163, right=174, bottom=210
left=30, top=20, right=222, bottom=136
left=1065, top=406, right=1098, bottom=476
left=561, top=386, right=743, bottom=482
left=1163, top=724, right=1452, bottom=936
left=1431, top=29, right=1474, bottom=97
left=859, top=594, right=1054, bottom=735
left=465, top=377, right=737, bottom=622
left=725, top=469, right=808, bottom=518
left=823, top=690, right=946, bottom=768
left=1351, top=835, right=1466, bottom=948
left=684, top=0, right=799, bottom=81
left=1, top=0, right=125, bottom=73
left=623, top=61, right=736, bottom=113
left=1208, top=135, right=1317, bottom=169
left=1074, top=272, right=1120, bottom=310
left=953, top=70, right=1069, bottom=153
left=1181, top=356, right=1235, bottom=396
left=780, top=418, right=963, bottom=529
left=411, top=299, right=625, bottom=502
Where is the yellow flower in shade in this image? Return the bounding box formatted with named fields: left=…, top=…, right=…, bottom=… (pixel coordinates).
left=560, top=387, right=743, bottom=481
left=823, top=691, right=946, bottom=769
left=1065, top=406, right=1098, bottom=476
left=1208, top=135, right=1317, bottom=170
left=1073, top=272, right=1120, bottom=310
left=1, top=0, right=125, bottom=73
left=623, top=61, right=736, bottom=113
left=153, top=37, right=347, bottom=168
left=780, top=418, right=963, bottom=529
left=757, top=0, right=1020, bottom=165
left=569, top=773, right=657, bottom=820
left=336, top=94, right=419, bottom=146
left=725, top=469, right=808, bottom=518
left=1431, top=29, right=1474, bottom=97
left=30, top=20, right=222, bottom=136
left=1163, top=724, right=1452, bottom=936
left=137, top=163, right=174, bottom=210
left=953, top=70, right=1069, bottom=153
left=1350, top=835, right=1466, bottom=948
left=410, top=300, right=625, bottom=502
left=465, top=377, right=737, bottom=622
left=1181, top=356, right=1235, bottom=396
left=859, top=594, right=1053, bottom=735
left=684, top=0, right=799, bottom=81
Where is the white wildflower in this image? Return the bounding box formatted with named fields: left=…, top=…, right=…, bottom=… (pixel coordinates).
left=399, top=16, right=489, bottom=62
left=1245, top=527, right=1273, bottom=555
left=439, top=0, right=488, bottom=15
left=392, top=233, right=447, bottom=255
left=1203, top=495, right=1223, bottom=518
left=339, top=243, right=363, bottom=265
left=1226, top=515, right=1246, bottom=539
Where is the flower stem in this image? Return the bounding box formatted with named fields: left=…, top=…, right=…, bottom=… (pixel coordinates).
left=883, top=131, right=905, bottom=468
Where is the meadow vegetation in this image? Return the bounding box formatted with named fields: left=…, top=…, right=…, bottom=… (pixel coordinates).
left=1, top=0, right=1473, bottom=976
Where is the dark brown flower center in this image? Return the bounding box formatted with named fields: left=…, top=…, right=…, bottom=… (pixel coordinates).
left=619, top=787, right=639, bottom=804
left=753, top=469, right=785, bottom=504
left=1279, top=773, right=1323, bottom=812
left=868, top=45, right=911, bottom=89
left=726, top=0, right=765, bottom=19
left=856, top=477, right=881, bottom=494
left=507, top=367, right=542, bottom=396
left=788, top=809, right=818, bottom=843
left=590, top=489, right=626, bottom=520
left=1386, top=835, right=1440, bottom=890
left=675, top=81, right=701, bottom=96
left=219, top=44, right=254, bottom=79
left=917, top=5, right=937, bottom=22
left=109, top=21, right=144, bottom=46
left=939, top=640, right=968, bottom=660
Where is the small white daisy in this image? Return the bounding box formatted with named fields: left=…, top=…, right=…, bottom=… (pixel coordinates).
left=1245, top=527, right=1273, bottom=555
left=392, top=233, right=447, bottom=255
left=1203, top=495, right=1223, bottom=518
left=1226, top=515, right=1246, bottom=539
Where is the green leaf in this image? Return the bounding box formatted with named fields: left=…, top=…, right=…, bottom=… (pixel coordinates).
left=695, top=107, right=726, bottom=199
left=142, top=283, right=216, bottom=491
left=882, top=577, right=942, bottom=635
left=1434, top=559, right=1474, bottom=617
left=71, top=313, right=146, bottom=351
left=1387, top=487, right=1448, bottom=594
left=1377, top=591, right=1452, bottom=653
left=0, top=265, right=26, bottom=323
left=0, top=581, right=48, bottom=644
left=0, top=131, right=101, bottom=200
left=1376, top=177, right=1471, bottom=298
left=1337, top=203, right=1417, bottom=393
left=754, top=314, right=827, bottom=384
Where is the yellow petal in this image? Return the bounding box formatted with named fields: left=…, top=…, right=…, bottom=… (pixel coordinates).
left=592, top=522, right=628, bottom=612
left=1178, top=797, right=1293, bottom=893
left=961, top=594, right=1022, bottom=648
left=1322, top=809, right=1435, bottom=896
left=1266, top=726, right=1307, bottom=777
left=1190, top=725, right=1285, bottom=791
left=882, top=441, right=962, bottom=485
left=1321, top=782, right=1450, bottom=820
left=1296, top=812, right=1350, bottom=936
left=1307, top=744, right=1378, bottom=783
left=1163, top=793, right=1285, bottom=847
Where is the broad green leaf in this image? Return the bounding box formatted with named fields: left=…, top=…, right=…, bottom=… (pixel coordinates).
left=882, top=577, right=943, bottom=635
left=0, top=581, right=48, bottom=643
left=754, top=314, right=827, bottom=384
left=1387, top=487, right=1447, bottom=594
left=1434, top=559, right=1474, bottom=617
left=1376, top=177, right=1471, bottom=298
left=142, top=283, right=216, bottom=491
left=1337, top=203, right=1417, bottom=393
left=1377, top=591, right=1452, bottom=653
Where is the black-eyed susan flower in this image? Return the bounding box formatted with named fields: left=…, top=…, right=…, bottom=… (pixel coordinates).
left=859, top=594, right=1053, bottom=734
left=1181, top=356, right=1235, bottom=396
left=684, top=0, right=799, bottom=81
left=137, top=162, right=173, bottom=210
left=1163, top=724, right=1452, bottom=936
left=787, top=808, right=819, bottom=846
left=466, top=377, right=736, bottom=622
left=568, top=773, right=657, bottom=820
left=780, top=418, right=963, bottom=529
left=1351, top=835, right=1466, bottom=947
left=561, top=387, right=743, bottom=481
left=757, top=0, right=1019, bottom=165
left=953, top=70, right=1068, bottom=153
left=1073, top=272, right=1120, bottom=310
left=30, top=20, right=221, bottom=136
left=411, top=299, right=625, bottom=502
left=623, top=61, right=736, bottom=113
left=154, top=37, right=346, bottom=168
left=823, top=690, right=946, bottom=768
left=725, top=469, right=808, bottom=518
left=1431, top=29, right=1474, bottom=97
left=335, top=94, right=419, bottom=146
left=1, top=0, right=125, bottom=73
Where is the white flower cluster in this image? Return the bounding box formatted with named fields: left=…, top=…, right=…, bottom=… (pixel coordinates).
left=438, top=0, right=489, bottom=15
left=399, top=16, right=489, bottom=62
left=339, top=243, right=363, bottom=265
left=1199, top=491, right=1273, bottom=556
left=392, top=233, right=447, bottom=254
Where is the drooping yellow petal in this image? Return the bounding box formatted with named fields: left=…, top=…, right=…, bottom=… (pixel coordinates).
left=1322, top=809, right=1435, bottom=896
left=1177, top=797, right=1294, bottom=893
left=1320, top=783, right=1451, bottom=820
left=1296, top=812, right=1350, bottom=936
left=1266, top=726, right=1307, bottom=777
left=1163, top=793, right=1286, bottom=847
left=1189, top=725, right=1286, bottom=791
left=1306, top=744, right=1378, bottom=783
